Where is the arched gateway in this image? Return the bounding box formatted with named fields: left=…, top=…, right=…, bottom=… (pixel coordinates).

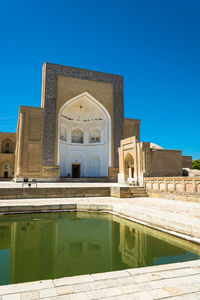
left=58, top=92, right=111, bottom=178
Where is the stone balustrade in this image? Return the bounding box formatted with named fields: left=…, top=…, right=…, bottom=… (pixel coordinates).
left=144, top=177, right=200, bottom=194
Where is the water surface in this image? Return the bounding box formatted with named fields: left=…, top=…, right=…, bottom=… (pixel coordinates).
left=0, top=212, right=199, bottom=285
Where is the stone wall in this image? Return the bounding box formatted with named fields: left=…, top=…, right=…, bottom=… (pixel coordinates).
left=0, top=187, right=110, bottom=199
left=182, top=155, right=192, bottom=169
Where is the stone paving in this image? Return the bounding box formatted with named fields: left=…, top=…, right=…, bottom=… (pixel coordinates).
left=0, top=182, right=123, bottom=189
left=0, top=260, right=200, bottom=299
left=0, top=195, right=200, bottom=299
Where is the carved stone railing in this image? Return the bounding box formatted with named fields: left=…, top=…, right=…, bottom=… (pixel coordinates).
left=144, top=177, right=200, bottom=194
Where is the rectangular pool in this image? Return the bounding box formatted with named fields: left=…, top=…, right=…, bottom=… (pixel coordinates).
left=0, top=212, right=199, bottom=285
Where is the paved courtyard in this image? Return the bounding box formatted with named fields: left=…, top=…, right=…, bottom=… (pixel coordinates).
left=0, top=182, right=123, bottom=189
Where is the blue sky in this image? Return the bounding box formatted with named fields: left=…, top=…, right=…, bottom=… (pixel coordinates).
left=0, top=0, right=199, bottom=159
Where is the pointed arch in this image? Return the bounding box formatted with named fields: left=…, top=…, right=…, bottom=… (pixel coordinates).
left=59, top=92, right=111, bottom=121
left=124, top=153, right=134, bottom=167
left=124, top=153, right=134, bottom=181
left=57, top=92, right=111, bottom=167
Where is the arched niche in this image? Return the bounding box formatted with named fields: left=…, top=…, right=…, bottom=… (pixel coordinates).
left=0, top=160, right=14, bottom=178
left=71, top=128, right=84, bottom=144
left=1, top=138, right=14, bottom=154
left=58, top=92, right=111, bottom=177
left=89, top=128, right=101, bottom=143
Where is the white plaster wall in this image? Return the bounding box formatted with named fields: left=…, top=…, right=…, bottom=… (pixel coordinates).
left=60, top=143, right=108, bottom=177
left=58, top=93, right=111, bottom=177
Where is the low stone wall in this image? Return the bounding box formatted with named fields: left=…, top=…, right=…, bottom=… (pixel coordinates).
left=148, top=191, right=200, bottom=202
left=0, top=187, right=110, bottom=199
left=144, top=177, right=200, bottom=202
left=0, top=186, right=149, bottom=200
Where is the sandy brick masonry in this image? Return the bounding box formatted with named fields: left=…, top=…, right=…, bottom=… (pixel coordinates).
left=0, top=192, right=200, bottom=298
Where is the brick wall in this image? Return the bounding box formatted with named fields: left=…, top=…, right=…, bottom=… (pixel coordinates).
left=15, top=106, right=44, bottom=178
left=182, top=156, right=192, bottom=169
left=123, top=118, right=141, bottom=141
left=145, top=149, right=183, bottom=177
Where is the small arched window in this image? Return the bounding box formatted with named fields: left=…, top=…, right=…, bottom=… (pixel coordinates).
left=89, top=128, right=101, bottom=143
left=71, top=129, right=83, bottom=143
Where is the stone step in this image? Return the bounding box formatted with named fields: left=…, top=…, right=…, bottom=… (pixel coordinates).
left=131, top=194, right=149, bottom=197
left=129, top=188, right=146, bottom=191
left=129, top=190, right=147, bottom=194
left=110, top=186, right=149, bottom=198
left=130, top=191, right=147, bottom=193
left=130, top=190, right=149, bottom=194
left=60, top=177, right=116, bottom=183
left=130, top=193, right=149, bottom=197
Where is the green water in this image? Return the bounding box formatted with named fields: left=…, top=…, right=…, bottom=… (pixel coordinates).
left=0, top=212, right=199, bottom=286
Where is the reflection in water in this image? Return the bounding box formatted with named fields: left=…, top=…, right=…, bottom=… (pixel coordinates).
left=0, top=212, right=199, bottom=285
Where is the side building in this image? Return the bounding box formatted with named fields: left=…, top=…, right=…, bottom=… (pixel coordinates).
left=118, top=136, right=192, bottom=185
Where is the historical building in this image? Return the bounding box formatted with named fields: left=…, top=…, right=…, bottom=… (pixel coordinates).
left=118, top=136, right=192, bottom=185
left=0, top=132, right=16, bottom=179
left=0, top=63, right=192, bottom=183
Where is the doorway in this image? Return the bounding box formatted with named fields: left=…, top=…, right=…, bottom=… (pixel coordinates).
left=72, top=164, right=80, bottom=178
left=131, top=167, right=134, bottom=178
left=4, top=171, right=8, bottom=179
